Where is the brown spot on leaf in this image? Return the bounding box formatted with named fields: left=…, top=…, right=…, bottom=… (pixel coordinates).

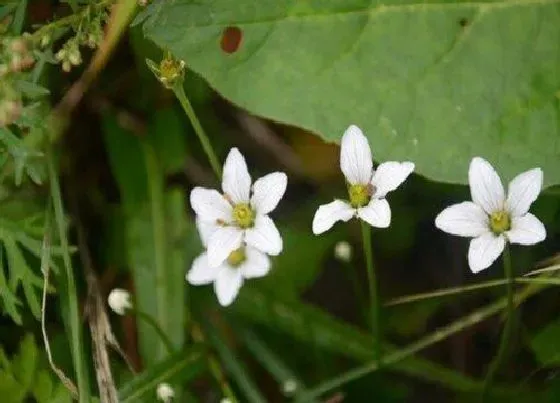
left=220, top=26, right=242, bottom=54
left=459, top=17, right=469, bottom=27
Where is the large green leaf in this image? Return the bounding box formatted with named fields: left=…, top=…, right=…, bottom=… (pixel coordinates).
left=142, top=0, right=560, bottom=186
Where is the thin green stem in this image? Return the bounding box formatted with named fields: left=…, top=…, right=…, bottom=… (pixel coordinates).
left=360, top=221, right=381, bottom=362
left=386, top=276, right=560, bottom=306
left=47, top=151, right=90, bottom=403
left=481, top=245, right=515, bottom=400
left=172, top=84, right=221, bottom=177
left=132, top=309, right=175, bottom=355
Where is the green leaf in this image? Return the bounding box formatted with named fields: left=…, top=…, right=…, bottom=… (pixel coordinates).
left=530, top=317, right=560, bottom=367
left=117, top=348, right=206, bottom=402
left=11, top=334, right=38, bottom=391
left=0, top=370, right=25, bottom=403
left=143, top=0, right=560, bottom=187
left=12, top=80, right=50, bottom=99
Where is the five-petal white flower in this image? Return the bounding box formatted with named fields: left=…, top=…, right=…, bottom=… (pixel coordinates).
left=435, top=157, right=546, bottom=273
left=312, top=125, right=414, bottom=234
left=190, top=148, right=287, bottom=268
left=187, top=220, right=271, bottom=306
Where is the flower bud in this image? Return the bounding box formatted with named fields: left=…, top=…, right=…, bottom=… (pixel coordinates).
left=40, top=34, right=51, bottom=48
left=156, top=383, right=174, bottom=402
left=107, top=288, right=132, bottom=315
left=334, top=241, right=352, bottom=262
left=69, top=48, right=82, bottom=66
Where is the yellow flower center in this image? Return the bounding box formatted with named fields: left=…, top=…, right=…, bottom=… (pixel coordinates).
left=489, top=210, right=511, bottom=234
left=227, top=247, right=246, bottom=267
left=232, top=203, right=255, bottom=229
left=348, top=184, right=373, bottom=208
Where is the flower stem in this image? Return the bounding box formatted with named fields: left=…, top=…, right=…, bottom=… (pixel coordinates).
left=172, top=83, right=221, bottom=178
left=360, top=221, right=381, bottom=362
left=132, top=309, right=175, bottom=355
left=481, top=245, right=515, bottom=401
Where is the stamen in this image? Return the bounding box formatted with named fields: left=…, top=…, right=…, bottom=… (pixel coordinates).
left=489, top=210, right=511, bottom=234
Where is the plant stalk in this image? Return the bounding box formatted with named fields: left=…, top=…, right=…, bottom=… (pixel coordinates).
left=360, top=221, right=381, bottom=362
left=481, top=245, right=515, bottom=400
left=172, top=84, right=221, bottom=178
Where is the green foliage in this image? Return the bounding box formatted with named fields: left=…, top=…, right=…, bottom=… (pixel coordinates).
left=142, top=0, right=560, bottom=187
left=102, top=108, right=194, bottom=366
left=0, top=205, right=60, bottom=324
left=118, top=348, right=206, bottom=402
left=0, top=334, right=71, bottom=403
left=530, top=317, right=560, bottom=367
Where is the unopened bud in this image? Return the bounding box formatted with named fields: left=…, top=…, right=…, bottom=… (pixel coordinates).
left=40, top=34, right=51, bottom=48
left=156, top=383, right=174, bottom=402
left=62, top=61, right=72, bottom=72
left=107, top=288, right=132, bottom=315
left=69, top=48, right=81, bottom=66
left=334, top=241, right=352, bottom=262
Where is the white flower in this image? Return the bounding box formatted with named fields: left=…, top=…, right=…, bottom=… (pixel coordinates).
left=190, top=148, right=287, bottom=268
left=107, top=288, right=132, bottom=315
left=334, top=241, right=352, bottom=262
left=156, top=383, right=174, bottom=402
left=312, top=125, right=414, bottom=234
left=187, top=220, right=271, bottom=306
left=435, top=157, right=546, bottom=273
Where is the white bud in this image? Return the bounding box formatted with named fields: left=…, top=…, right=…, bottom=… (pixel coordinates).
left=220, top=399, right=232, bottom=403
left=282, top=379, right=298, bottom=395
left=156, top=383, right=174, bottom=402
left=334, top=241, right=352, bottom=262
left=107, top=288, right=132, bottom=315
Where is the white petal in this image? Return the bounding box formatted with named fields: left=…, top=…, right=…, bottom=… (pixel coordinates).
left=239, top=247, right=271, bottom=279
left=506, top=213, right=546, bottom=245
left=506, top=168, right=543, bottom=217
left=222, top=148, right=252, bottom=203
left=435, top=202, right=489, bottom=237
left=467, top=233, right=505, bottom=274
left=340, top=125, right=373, bottom=185
left=357, top=198, right=391, bottom=228
left=245, top=215, right=283, bottom=255
left=186, top=253, right=221, bottom=285
left=371, top=161, right=415, bottom=198
left=196, top=219, right=220, bottom=247
left=190, top=187, right=232, bottom=222
left=207, top=226, right=243, bottom=268
left=468, top=157, right=505, bottom=214
left=214, top=266, right=243, bottom=306
left=312, top=200, right=355, bottom=235
left=251, top=172, right=287, bottom=214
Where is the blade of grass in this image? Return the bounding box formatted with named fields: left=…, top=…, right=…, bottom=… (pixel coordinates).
left=47, top=150, right=91, bottom=403
left=237, top=326, right=319, bottom=402
left=296, top=270, right=553, bottom=401
left=118, top=348, right=206, bottom=402
left=201, top=319, right=266, bottom=403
